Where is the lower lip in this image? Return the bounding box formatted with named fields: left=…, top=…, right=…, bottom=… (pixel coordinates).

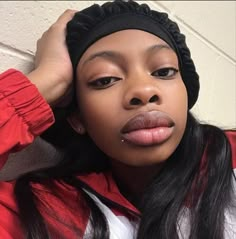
left=121, top=127, right=174, bottom=146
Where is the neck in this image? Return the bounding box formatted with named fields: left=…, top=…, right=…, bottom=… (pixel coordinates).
left=111, top=161, right=163, bottom=208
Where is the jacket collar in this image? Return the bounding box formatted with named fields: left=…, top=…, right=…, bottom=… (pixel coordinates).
left=78, top=171, right=140, bottom=216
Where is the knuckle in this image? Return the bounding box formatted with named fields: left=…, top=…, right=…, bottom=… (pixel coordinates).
left=64, top=9, right=75, bottom=14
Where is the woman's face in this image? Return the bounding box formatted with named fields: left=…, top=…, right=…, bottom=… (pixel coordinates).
left=74, top=29, right=188, bottom=166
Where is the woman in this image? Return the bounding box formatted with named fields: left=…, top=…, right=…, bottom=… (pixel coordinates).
left=0, top=1, right=235, bottom=238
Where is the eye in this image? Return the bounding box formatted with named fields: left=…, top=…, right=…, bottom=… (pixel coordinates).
left=88, top=76, right=121, bottom=89
left=151, top=67, right=179, bottom=79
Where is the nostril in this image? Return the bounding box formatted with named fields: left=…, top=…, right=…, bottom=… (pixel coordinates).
left=130, top=97, right=142, bottom=105
left=149, top=95, right=158, bottom=103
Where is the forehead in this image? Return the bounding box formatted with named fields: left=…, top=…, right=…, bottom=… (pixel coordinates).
left=78, top=29, right=176, bottom=64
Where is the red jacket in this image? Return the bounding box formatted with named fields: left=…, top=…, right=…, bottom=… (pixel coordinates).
left=0, top=69, right=235, bottom=238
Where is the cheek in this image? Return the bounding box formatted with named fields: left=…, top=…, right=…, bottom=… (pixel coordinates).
left=77, top=88, right=121, bottom=136
left=78, top=95, right=122, bottom=159
left=169, top=81, right=188, bottom=134
left=177, top=82, right=188, bottom=118
left=165, top=79, right=188, bottom=111
left=161, top=79, right=188, bottom=135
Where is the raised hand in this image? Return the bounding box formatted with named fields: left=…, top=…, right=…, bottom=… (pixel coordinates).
left=27, top=9, right=76, bottom=106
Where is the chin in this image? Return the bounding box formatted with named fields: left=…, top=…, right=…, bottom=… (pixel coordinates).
left=117, top=151, right=173, bottom=167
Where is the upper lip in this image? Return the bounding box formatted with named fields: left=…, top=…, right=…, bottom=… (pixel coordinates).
left=121, top=111, right=175, bottom=133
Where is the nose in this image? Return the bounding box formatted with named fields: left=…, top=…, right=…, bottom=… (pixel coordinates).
left=123, top=77, right=161, bottom=109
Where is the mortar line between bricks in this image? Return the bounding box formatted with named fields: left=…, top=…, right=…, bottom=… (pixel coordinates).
left=0, top=43, right=34, bottom=62
left=173, top=16, right=236, bottom=65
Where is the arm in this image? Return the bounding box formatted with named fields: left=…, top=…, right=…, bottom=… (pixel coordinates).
left=0, top=10, right=76, bottom=171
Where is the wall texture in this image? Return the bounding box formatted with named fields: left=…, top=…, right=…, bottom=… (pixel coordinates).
left=0, top=1, right=235, bottom=128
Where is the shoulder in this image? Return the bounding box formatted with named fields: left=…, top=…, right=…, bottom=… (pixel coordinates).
left=224, top=130, right=236, bottom=169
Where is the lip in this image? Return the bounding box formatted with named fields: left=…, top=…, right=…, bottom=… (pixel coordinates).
left=121, top=111, right=175, bottom=146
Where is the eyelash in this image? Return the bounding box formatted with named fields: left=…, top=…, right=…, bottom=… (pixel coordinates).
left=88, top=76, right=121, bottom=89
left=88, top=67, right=179, bottom=89
left=151, top=67, right=179, bottom=79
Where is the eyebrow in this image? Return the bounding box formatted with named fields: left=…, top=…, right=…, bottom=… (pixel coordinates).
left=82, top=44, right=173, bottom=66
left=146, top=44, right=172, bottom=53
left=82, top=51, right=122, bottom=67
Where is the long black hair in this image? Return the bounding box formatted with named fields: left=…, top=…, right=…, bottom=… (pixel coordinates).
left=13, top=1, right=235, bottom=238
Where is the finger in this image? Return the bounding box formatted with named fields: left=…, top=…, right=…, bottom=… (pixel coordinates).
left=56, top=9, right=77, bottom=25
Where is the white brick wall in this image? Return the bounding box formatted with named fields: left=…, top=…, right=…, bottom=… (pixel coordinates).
left=0, top=1, right=235, bottom=128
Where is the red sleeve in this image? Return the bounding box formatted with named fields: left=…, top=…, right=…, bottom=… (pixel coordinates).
left=0, top=69, right=55, bottom=170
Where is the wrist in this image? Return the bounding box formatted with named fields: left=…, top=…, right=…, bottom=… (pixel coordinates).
left=27, top=67, right=70, bottom=106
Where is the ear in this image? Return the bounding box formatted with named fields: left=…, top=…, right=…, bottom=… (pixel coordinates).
left=67, top=111, right=86, bottom=135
